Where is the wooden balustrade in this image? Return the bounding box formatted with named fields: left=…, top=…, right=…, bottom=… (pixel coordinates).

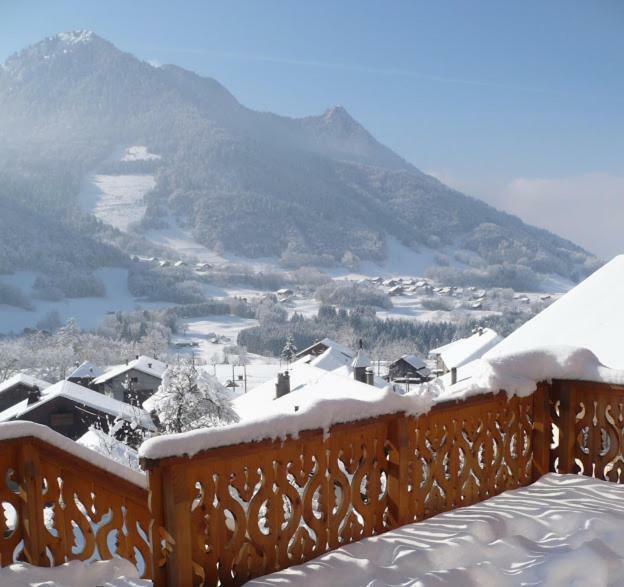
left=0, top=435, right=152, bottom=578
left=4, top=379, right=624, bottom=585
left=142, top=388, right=542, bottom=586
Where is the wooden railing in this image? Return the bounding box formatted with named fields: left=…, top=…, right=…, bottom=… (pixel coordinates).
left=4, top=379, right=624, bottom=585
left=142, top=388, right=540, bottom=586
left=0, top=432, right=152, bottom=577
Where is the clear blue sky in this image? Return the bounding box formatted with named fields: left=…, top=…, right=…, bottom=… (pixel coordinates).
left=2, top=1, right=624, bottom=256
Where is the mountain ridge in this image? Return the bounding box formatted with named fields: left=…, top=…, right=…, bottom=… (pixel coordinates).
left=0, top=32, right=601, bottom=289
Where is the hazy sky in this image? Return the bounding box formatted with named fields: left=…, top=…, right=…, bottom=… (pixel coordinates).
left=2, top=1, right=623, bottom=259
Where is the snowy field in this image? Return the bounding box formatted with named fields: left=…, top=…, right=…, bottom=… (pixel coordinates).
left=0, top=268, right=173, bottom=334
left=79, top=145, right=159, bottom=233
left=172, top=315, right=281, bottom=392
left=249, top=473, right=624, bottom=587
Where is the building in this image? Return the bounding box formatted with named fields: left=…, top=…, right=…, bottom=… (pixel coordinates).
left=296, top=337, right=354, bottom=362
left=0, top=374, right=51, bottom=412
left=429, top=327, right=502, bottom=374
left=92, top=355, right=167, bottom=405
left=387, top=354, right=431, bottom=383
left=67, top=361, right=103, bottom=387
left=0, top=380, right=154, bottom=441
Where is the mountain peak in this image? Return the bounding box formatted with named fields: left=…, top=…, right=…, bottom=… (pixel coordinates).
left=55, top=30, right=97, bottom=46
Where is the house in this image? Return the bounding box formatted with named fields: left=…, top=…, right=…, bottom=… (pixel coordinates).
left=486, top=255, right=624, bottom=369
left=67, top=361, right=103, bottom=387
left=195, top=262, right=213, bottom=271
left=92, top=355, right=167, bottom=404
left=296, top=337, right=354, bottom=361
left=0, top=374, right=51, bottom=413
left=429, top=327, right=502, bottom=374
left=388, top=285, right=404, bottom=296
left=276, top=288, right=294, bottom=302
left=0, top=380, right=155, bottom=441
left=174, top=260, right=187, bottom=268
left=387, top=354, right=431, bottom=383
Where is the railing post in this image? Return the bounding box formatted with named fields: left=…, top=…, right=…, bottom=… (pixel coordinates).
left=387, top=414, right=410, bottom=527
left=531, top=381, right=552, bottom=481
left=18, top=440, right=47, bottom=566
left=162, top=461, right=195, bottom=586
left=557, top=380, right=578, bottom=474
left=146, top=466, right=168, bottom=587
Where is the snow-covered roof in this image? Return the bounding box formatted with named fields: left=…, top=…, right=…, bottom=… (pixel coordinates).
left=351, top=349, right=370, bottom=369
left=232, top=361, right=387, bottom=423
left=68, top=361, right=103, bottom=380
left=93, top=356, right=167, bottom=385
left=394, top=354, right=428, bottom=371
left=0, top=373, right=51, bottom=395
left=0, top=380, right=155, bottom=430
left=430, top=328, right=502, bottom=369
left=486, top=256, right=624, bottom=369
left=296, top=345, right=352, bottom=371
left=297, top=338, right=354, bottom=360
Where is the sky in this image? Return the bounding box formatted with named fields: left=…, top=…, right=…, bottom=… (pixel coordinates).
left=2, top=1, right=623, bottom=258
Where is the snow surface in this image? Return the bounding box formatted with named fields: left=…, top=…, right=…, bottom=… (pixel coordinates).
left=81, top=173, right=154, bottom=232
left=430, top=327, right=502, bottom=369
left=0, top=559, right=149, bottom=587
left=0, top=421, right=146, bottom=487
left=0, top=268, right=174, bottom=333
left=487, top=255, right=624, bottom=369
left=249, top=473, right=624, bottom=587
left=121, top=146, right=161, bottom=162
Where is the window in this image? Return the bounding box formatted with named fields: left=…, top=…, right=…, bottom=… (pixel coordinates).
left=50, top=412, right=74, bottom=427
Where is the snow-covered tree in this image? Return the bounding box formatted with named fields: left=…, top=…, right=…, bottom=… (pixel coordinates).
left=151, top=357, right=239, bottom=434
left=281, top=336, right=297, bottom=368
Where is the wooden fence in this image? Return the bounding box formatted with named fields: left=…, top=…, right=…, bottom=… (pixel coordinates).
left=3, top=379, right=624, bottom=585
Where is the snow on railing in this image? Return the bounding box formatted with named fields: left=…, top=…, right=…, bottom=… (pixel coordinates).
left=5, top=367, right=624, bottom=586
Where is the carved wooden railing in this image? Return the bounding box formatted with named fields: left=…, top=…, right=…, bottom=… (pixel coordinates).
left=0, top=432, right=152, bottom=578
left=142, top=388, right=542, bottom=586
left=549, top=379, right=624, bottom=482
left=5, top=379, right=624, bottom=585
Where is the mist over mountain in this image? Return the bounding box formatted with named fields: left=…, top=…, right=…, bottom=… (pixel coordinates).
left=0, top=31, right=601, bottom=289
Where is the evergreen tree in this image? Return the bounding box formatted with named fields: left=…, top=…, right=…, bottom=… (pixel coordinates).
left=281, top=336, right=298, bottom=368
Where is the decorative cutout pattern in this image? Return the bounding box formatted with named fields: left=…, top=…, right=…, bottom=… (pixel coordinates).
left=153, top=392, right=536, bottom=585
left=0, top=438, right=152, bottom=579
left=551, top=380, right=624, bottom=483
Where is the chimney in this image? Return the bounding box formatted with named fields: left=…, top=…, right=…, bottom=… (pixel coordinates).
left=365, top=369, right=375, bottom=386
left=27, top=386, right=41, bottom=405
left=135, top=355, right=140, bottom=360
left=148, top=363, right=152, bottom=369
left=275, top=371, right=291, bottom=399
left=352, top=340, right=370, bottom=384
left=451, top=367, right=458, bottom=385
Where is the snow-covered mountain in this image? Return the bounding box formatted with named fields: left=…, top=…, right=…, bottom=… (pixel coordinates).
left=0, top=31, right=601, bottom=289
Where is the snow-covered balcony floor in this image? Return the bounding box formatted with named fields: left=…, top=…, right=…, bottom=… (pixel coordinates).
left=249, top=474, right=624, bottom=587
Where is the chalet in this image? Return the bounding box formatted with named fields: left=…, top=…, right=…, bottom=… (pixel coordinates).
left=387, top=354, right=431, bottom=383
left=92, top=355, right=167, bottom=405
left=276, top=288, right=294, bottom=302
left=159, top=260, right=171, bottom=267
left=174, top=260, right=187, bottom=268
left=429, top=327, right=502, bottom=374
left=195, top=262, right=213, bottom=271
left=0, top=374, right=51, bottom=413
left=0, top=380, right=155, bottom=441
left=388, top=285, right=404, bottom=296
left=382, top=278, right=399, bottom=287
left=296, top=337, right=354, bottom=362
left=369, top=276, right=383, bottom=285
left=67, top=361, right=103, bottom=387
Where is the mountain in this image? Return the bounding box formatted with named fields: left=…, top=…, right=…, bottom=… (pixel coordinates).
left=0, top=31, right=601, bottom=289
